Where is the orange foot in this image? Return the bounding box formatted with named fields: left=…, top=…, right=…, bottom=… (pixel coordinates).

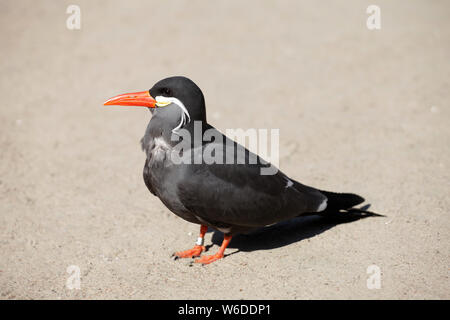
left=194, top=234, right=232, bottom=265
left=173, top=245, right=205, bottom=259
left=194, top=253, right=224, bottom=265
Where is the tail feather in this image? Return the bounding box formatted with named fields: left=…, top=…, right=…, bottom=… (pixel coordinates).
left=320, top=190, right=365, bottom=212
left=311, top=190, right=385, bottom=221
left=299, top=187, right=385, bottom=220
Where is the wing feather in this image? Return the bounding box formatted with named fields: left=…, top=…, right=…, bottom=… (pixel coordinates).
left=176, top=138, right=325, bottom=227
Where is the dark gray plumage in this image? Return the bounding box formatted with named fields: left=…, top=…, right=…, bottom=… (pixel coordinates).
left=104, top=76, right=379, bottom=263
left=140, top=76, right=365, bottom=236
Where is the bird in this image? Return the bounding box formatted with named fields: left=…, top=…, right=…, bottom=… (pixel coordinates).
left=104, top=76, right=379, bottom=264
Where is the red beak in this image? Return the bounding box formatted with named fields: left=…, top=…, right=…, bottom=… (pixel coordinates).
left=103, top=91, right=156, bottom=108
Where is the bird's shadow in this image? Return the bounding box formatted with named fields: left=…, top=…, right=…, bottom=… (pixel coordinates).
left=207, top=204, right=384, bottom=256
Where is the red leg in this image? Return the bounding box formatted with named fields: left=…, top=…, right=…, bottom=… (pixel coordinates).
left=194, top=234, right=232, bottom=264
left=173, top=225, right=208, bottom=259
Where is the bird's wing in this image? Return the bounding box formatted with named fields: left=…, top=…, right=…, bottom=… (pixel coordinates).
left=143, top=159, right=157, bottom=196
left=176, top=138, right=326, bottom=227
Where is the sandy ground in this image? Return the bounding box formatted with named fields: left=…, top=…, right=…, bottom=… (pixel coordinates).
left=0, top=0, right=449, bottom=300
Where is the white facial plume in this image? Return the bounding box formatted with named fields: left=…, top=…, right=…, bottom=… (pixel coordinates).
left=155, top=96, right=191, bottom=133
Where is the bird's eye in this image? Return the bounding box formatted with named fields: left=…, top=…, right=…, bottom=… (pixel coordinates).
left=162, top=88, right=171, bottom=96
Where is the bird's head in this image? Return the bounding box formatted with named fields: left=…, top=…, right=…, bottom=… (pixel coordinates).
left=104, top=76, right=206, bottom=131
